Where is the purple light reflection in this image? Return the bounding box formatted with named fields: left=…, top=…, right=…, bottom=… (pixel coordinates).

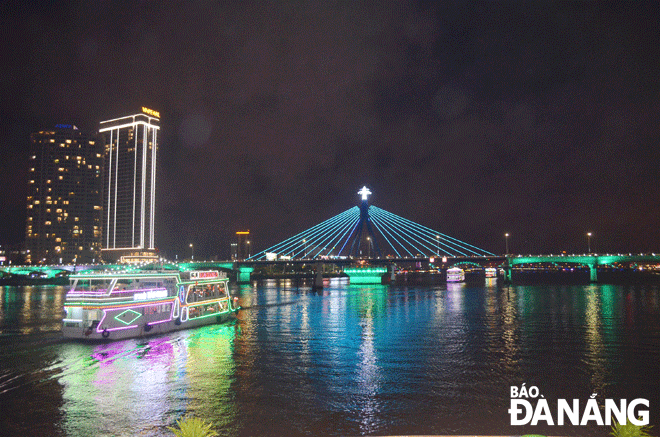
left=91, top=342, right=130, bottom=368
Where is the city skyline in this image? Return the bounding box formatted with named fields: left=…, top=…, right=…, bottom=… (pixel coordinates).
left=1, top=2, right=659, bottom=259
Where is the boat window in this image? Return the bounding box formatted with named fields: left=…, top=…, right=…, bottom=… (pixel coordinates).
left=188, top=302, right=221, bottom=319
left=67, top=307, right=83, bottom=321
left=116, top=279, right=132, bottom=290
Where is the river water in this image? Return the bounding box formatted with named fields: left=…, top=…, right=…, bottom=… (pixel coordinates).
left=0, top=278, right=658, bottom=437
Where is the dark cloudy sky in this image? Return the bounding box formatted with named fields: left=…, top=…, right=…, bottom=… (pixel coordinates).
left=1, top=1, right=659, bottom=259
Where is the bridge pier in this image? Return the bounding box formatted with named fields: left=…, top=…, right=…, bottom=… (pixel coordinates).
left=343, top=266, right=388, bottom=284
left=503, top=258, right=512, bottom=283
left=313, top=262, right=324, bottom=289
left=589, top=264, right=598, bottom=282
left=237, top=266, right=254, bottom=284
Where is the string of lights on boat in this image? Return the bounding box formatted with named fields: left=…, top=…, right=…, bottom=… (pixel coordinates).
left=248, top=205, right=495, bottom=261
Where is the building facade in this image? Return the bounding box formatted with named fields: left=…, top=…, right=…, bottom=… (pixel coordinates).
left=25, top=125, right=104, bottom=264
left=99, top=108, right=160, bottom=263
left=233, top=231, right=251, bottom=260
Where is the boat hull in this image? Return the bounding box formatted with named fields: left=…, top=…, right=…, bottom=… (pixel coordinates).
left=62, top=309, right=238, bottom=341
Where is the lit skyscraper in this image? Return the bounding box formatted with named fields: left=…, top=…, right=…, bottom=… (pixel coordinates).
left=234, top=231, right=251, bottom=260
left=99, top=108, right=160, bottom=262
left=25, top=125, right=104, bottom=264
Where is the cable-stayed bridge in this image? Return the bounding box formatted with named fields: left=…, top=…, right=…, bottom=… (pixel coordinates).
left=249, top=186, right=494, bottom=261
left=5, top=186, right=658, bottom=286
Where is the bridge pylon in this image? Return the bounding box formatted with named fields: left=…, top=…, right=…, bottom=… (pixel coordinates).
left=348, top=186, right=382, bottom=258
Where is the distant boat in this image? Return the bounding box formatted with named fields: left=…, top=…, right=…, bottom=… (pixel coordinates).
left=62, top=269, right=238, bottom=341
left=446, top=267, right=465, bottom=282
left=485, top=267, right=497, bottom=278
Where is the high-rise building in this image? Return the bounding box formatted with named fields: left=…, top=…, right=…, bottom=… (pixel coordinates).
left=99, top=108, right=160, bottom=263
left=234, top=231, right=251, bottom=260
left=25, top=125, right=104, bottom=264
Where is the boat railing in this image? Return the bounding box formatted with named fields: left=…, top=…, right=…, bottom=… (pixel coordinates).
left=66, top=287, right=171, bottom=302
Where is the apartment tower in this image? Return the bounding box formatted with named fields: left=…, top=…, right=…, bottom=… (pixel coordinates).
left=25, top=125, right=104, bottom=264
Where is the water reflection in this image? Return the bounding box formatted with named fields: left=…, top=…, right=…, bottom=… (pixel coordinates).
left=0, top=282, right=659, bottom=437
left=55, top=324, right=238, bottom=436
left=584, top=286, right=607, bottom=395
left=499, top=285, right=521, bottom=373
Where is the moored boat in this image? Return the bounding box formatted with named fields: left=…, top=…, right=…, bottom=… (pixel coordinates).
left=62, top=270, right=238, bottom=340
left=446, top=267, right=465, bottom=282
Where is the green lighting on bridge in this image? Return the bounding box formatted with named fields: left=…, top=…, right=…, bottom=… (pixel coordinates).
left=344, top=266, right=388, bottom=284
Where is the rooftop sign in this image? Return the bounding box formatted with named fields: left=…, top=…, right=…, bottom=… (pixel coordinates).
left=190, top=270, right=219, bottom=279
left=141, top=107, right=160, bottom=118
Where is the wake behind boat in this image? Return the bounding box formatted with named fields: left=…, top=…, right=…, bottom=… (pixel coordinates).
left=62, top=269, right=238, bottom=340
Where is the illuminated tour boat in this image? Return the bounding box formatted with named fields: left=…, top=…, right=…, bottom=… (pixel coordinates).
left=62, top=270, right=238, bottom=340
left=446, top=267, right=465, bottom=282
left=485, top=267, right=497, bottom=278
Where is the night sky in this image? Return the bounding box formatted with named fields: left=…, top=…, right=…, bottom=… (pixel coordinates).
left=2, top=1, right=659, bottom=259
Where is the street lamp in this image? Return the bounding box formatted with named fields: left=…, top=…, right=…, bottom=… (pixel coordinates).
left=367, top=236, right=371, bottom=258
left=189, top=243, right=194, bottom=260
left=505, top=233, right=510, bottom=255
left=302, top=239, right=306, bottom=259
left=587, top=232, right=592, bottom=254
left=436, top=235, right=440, bottom=256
